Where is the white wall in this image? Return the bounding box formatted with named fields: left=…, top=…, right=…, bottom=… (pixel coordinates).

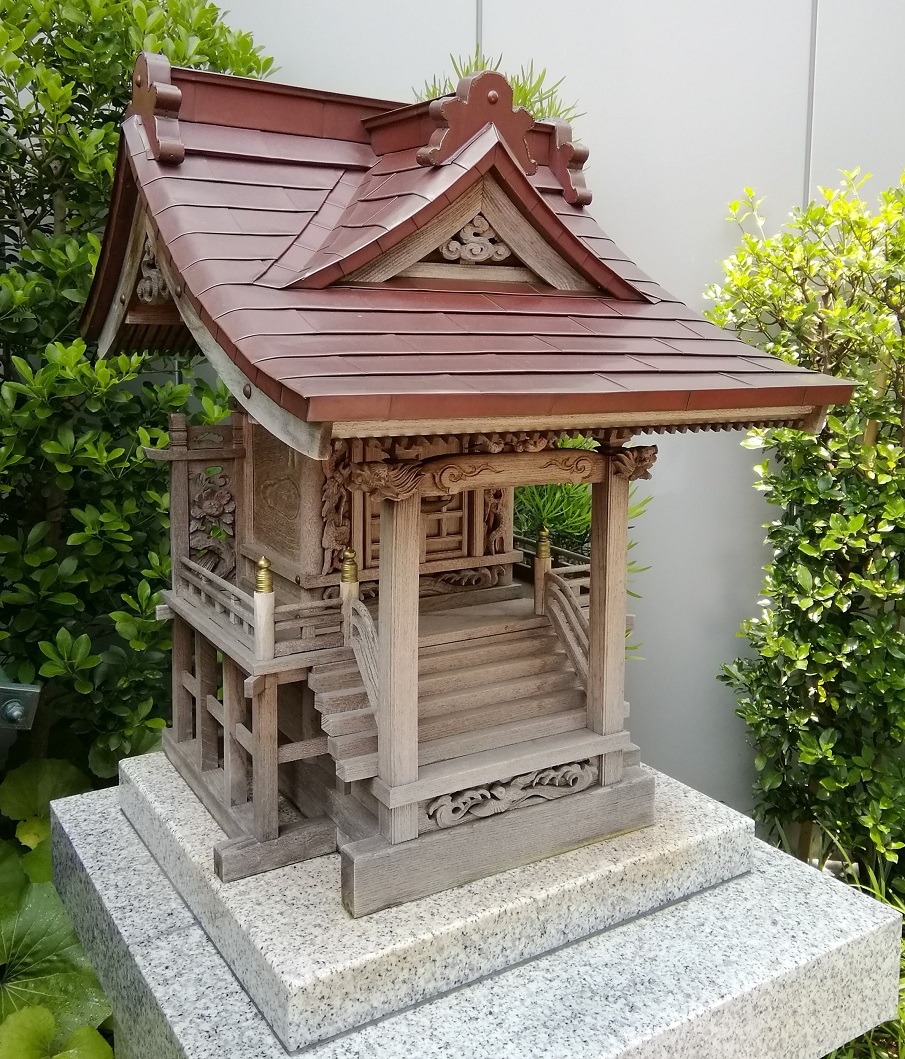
left=218, top=0, right=905, bottom=811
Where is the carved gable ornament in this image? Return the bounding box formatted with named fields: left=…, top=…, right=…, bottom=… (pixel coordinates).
left=417, top=70, right=536, bottom=174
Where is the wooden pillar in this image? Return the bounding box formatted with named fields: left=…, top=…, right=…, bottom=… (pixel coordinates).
left=222, top=657, right=249, bottom=807
left=588, top=456, right=629, bottom=787
left=170, top=615, right=194, bottom=743
left=254, top=557, right=275, bottom=662
left=533, top=525, right=552, bottom=615
left=252, top=673, right=279, bottom=842
left=377, top=492, right=421, bottom=844
left=194, top=631, right=220, bottom=773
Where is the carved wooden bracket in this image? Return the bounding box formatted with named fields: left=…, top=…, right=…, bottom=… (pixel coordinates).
left=417, top=70, right=536, bottom=174
left=136, top=238, right=172, bottom=304
left=420, top=449, right=605, bottom=496
left=348, top=461, right=423, bottom=501
left=547, top=118, right=592, bottom=208
left=128, top=52, right=184, bottom=165
left=610, top=445, right=658, bottom=481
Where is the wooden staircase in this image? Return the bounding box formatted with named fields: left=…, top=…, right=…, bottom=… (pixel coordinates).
left=309, top=619, right=592, bottom=783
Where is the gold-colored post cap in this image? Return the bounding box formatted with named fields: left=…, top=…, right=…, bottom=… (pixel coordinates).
left=536, top=525, right=551, bottom=559
left=256, top=555, right=273, bottom=593
left=340, top=547, right=359, bottom=584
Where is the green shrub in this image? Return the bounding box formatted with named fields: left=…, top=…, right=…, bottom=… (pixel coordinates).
left=710, top=172, right=905, bottom=868
left=0, top=0, right=271, bottom=777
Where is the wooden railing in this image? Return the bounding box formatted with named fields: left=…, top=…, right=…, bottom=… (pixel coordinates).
left=348, top=598, right=379, bottom=712
left=272, top=597, right=343, bottom=657
left=545, top=565, right=590, bottom=690
left=178, top=557, right=255, bottom=639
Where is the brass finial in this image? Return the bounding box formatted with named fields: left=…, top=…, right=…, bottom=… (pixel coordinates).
left=340, top=548, right=359, bottom=584
left=536, top=525, right=551, bottom=559
left=256, top=556, right=273, bottom=593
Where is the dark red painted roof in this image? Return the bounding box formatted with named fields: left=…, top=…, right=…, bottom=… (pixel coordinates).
left=84, top=55, right=852, bottom=428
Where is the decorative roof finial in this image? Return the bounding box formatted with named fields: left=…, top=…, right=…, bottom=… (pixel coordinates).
left=128, top=52, right=184, bottom=165
left=417, top=70, right=536, bottom=175
left=547, top=118, right=592, bottom=208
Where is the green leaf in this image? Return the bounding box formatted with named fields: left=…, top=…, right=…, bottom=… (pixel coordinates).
left=0, top=885, right=110, bottom=1037
left=0, top=844, right=27, bottom=916
left=21, top=841, right=52, bottom=885
left=15, top=818, right=50, bottom=851
left=0, top=1005, right=56, bottom=1059
left=0, top=761, right=90, bottom=823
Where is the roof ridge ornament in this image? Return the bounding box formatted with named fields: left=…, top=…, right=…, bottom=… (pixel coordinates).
left=547, top=118, right=592, bottom=207
left=417, top=70, right=536, bottom=175
left=128, top=52, right=185, bottom=165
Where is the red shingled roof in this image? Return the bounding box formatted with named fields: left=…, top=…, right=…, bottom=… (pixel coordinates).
left=84, top=55, right=852, bottom=430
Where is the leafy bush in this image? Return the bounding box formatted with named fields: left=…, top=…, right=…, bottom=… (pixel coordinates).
left=0, top=760, right=109, bottom=1048
left=0, top=0, right=271, bottom=777
left=710, top=172, right=905, bottom=868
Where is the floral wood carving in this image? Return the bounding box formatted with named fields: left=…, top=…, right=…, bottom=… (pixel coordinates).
left=419, top=565, right=504, bottom=596
left=441, top=214, right=512, bottom=265
left=471, top=431, right=558, bottom=454
left=189, top=469, right=236, bottom=578
left=348, top=461, right=423, bottom=501
left=128, top=52, right=184, bottom=165
left=417, top=70, right=536, bottom=174
left=547, top=118, right=592, bottom=207
left=136, top=239, right=172, bottom=304
left=427, top=759, right=599, bottom=828
left=321, top=440, right=352, bottom=575
left=610, top=445, right=658, bottom=481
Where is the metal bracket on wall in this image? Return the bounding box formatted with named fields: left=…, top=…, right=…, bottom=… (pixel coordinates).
left=0, top=666, right=41, bottom=731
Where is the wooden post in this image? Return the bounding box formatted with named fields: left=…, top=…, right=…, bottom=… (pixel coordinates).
left=252, top=673, right=279, bottom=842
left=534, top=525, right=552, bottom=615
left=339, top=547, right=359, bottom=644
left=254, top=556, right=275, bottom=661
left=168, top=413, right=189, bottom=590
left=170, top=615, right=193, bottom=743
left=222, top=656, right=249, bottom=807
left=377, top=493, right=420, bottom=844
left=588, top=457, right=628, bottom=787
left=195, top=631, right=219, bottom=773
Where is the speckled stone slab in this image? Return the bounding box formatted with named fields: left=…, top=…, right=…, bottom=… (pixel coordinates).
left=53, top=788, right=899, bottom=1059
left=115, top=753, right=753, bottom=1049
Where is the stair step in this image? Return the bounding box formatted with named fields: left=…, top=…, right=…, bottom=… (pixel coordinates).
left=332, top=708, right=591, bottom=782
left=314, top=686, right=371, bottom=714
left=419, top=709, right=588, bottom=767
left=419, top=669, right=582, bottom=719
left=418, top=687, right=587, bottom=742
left=320, top=708, right=375, bottom=738
left=418, top=650, right=570, bottom=697
left=308, top=627, right=560, bottom=692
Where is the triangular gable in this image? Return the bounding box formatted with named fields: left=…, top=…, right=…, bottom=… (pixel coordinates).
left=345, top=175, right=594, bottom=291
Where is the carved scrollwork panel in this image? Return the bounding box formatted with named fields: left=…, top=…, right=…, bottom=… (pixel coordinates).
left=426, top=759, right=599, bottom=828
left=419, top=565, right=504, bottom=596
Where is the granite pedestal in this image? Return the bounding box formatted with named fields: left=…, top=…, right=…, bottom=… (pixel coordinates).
left=52, top=758, right=901, bottom=1059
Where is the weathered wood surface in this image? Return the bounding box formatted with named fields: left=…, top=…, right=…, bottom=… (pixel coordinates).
left=376, top=492, right=420, bottom=843
left=214, top=816, right=336, bottom=883
left=341, top=765, right=656, bottom=917
left=589, top=459, right=628, bottom=786
left=371, top=728, right=628, bottom=809
left=252, top=674, right=279, bottom=842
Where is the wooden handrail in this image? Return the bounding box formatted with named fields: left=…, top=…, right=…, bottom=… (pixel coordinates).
left=545, top=569, right=589, bottom=689
left=349, top=598, right=379, bottom=713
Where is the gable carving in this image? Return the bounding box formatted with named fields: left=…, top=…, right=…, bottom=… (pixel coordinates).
left=438, top=214, right=512, bottom=266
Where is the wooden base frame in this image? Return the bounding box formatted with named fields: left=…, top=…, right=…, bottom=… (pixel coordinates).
left=340, top=765, right=656, bottom=917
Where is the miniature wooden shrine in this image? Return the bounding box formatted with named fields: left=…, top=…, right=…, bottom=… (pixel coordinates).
left=83, top=54, right=852, bottom=915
